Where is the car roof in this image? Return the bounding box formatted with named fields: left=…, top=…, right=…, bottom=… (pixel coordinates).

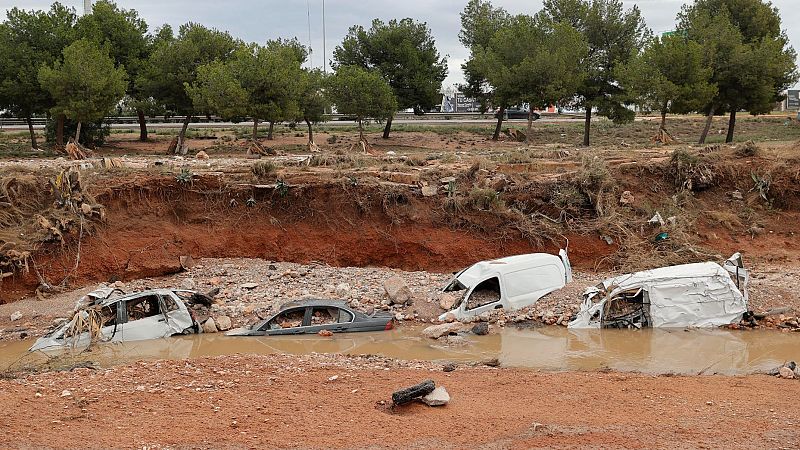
left=456, top=253, right=563, bottom=287
left=602, top=262, right=727, bottom=291
left=278, top=299, right=350, bottom=311
left=94, top=289, right=179, bottom=307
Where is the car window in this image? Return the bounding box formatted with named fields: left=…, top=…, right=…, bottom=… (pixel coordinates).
left=266, top=308, right=306, bottom=330
left=126, top=295, right=162, bottom=322
left=162, top=295, right=180, bottom=313
left=466, top=277, right=501, bottom=310
left=310, top=307, right=338, bottom=325
left=338, top=309, right=354, bottom=323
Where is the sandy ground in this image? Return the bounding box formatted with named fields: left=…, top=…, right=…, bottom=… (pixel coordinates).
left=0, top=353, right=798, bottom=449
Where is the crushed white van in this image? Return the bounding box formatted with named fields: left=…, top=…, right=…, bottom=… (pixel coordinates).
left=568, top=253, right=749, bottom=329
left=438, top=250, right=572, bottom=321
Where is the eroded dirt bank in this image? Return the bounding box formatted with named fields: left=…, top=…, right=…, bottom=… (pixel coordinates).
left=2, top=141, right=799, bottom=304
left=0, top=354, right=798, bottom=449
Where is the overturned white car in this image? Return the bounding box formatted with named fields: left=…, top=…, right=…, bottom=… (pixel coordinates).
left=569, top=253, right=749, bottom=329
left=439, top=250, right=572, bottom=321
left=30, top=288, right=200, bottom=352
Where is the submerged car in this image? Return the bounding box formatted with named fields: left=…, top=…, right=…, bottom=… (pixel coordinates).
left=568, top=253, right=749, bottom=329
left=438, top=250, right=573, bottom=321
left=30, top=289, right=201, bottom=352
left=226, top=300, right=394, bottom=336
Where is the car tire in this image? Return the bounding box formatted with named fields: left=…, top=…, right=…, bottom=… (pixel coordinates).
left=392, top=379, right=436, bottom=405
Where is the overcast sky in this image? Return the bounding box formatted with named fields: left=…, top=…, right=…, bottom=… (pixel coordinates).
left=2, top=0, right=799, bottom=88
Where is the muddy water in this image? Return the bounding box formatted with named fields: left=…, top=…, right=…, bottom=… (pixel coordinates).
left=1, top=326, right=797, bottom=375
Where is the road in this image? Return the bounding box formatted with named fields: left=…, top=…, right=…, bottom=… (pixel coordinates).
left=0, top=116, right=597, bottom=132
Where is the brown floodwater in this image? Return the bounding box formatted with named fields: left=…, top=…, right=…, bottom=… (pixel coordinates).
left=1, top=326, right=797, bottom=375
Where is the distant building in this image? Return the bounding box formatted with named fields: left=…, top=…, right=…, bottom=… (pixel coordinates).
left=785, top=90, right=800, bottom=111
left=84, top=0, right=93, bottom=16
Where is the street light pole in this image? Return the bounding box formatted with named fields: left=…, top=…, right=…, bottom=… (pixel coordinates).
left=322, top=0, right=327, bottom=74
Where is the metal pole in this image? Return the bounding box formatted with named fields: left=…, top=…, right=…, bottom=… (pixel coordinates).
left=322, top=0, right=327, bottom=74
left=307, top=0, right=313, bottom=68
left=83, top=0, right=92, bottom=16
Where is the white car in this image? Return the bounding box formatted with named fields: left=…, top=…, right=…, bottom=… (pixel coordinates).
left=438, top=250, right=572, bottom=321
left=569, top=253, right=749, bottom=329
left=30, top=289, right=199, bottom=352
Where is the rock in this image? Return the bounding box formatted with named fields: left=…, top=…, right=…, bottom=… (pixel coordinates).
left=421, top=322, right=462, bottom=339
left=442, top=363, right=456, bottom=372
left=619, top=191, right=635, bottom=205
left=318, top=329, right=333, bottom=337
left=471, top=322, right=489, bottom=336
left=215, top=316, right=232, bottom=331
left=240, top=283, right=258, bottom=290
left=482, top=358, right=500, bottom=367
left=60, top=390, right=72, bottom=398
left=392, top=379, right=435, bottom=406
left=384, top=276, right=413, bottom=305
left=442, top=335, right=468, bottom=347
left=439, top=293, right=458, bottom=311
left=421, top=386, right=450, bottom=407
left=180, top=278, right=196, bottom=290
left=209, top=277, right=222, bottom=286
left=10, top=311, right=22, bottom=322
left=731, top=190, right=744, bottom=200
left=440, top=176, right=457, bottom=185
left=779, top=367, right=795, bottom=379
left=478, top=311, right=491, bottom=322
left=421, top=185, right=438, bottom=197
left=443, top=313, right=457, bottom=323
left=195, top=150, right=209, bottom=160
left=335, top=283, right=351, bottom=298
left=52, top=318, right=68, bottom=327
left=202, top=318, right=218, bottom=334
left=112, top=281, right=126, bottom=289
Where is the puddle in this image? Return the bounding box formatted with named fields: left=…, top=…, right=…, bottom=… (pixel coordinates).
left=1, top=326, right=797, bottom=375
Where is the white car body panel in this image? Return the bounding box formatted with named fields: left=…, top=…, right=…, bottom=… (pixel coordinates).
left=569, top=254, right=749, bottom=329
left=30, top=289, right=195, bottom=352
left=438, top=250, right=572, bottom=321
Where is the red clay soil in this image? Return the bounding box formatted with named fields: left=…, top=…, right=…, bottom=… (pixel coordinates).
left=0, top=354, right=797, bottom=449
left=1, top=178, right=615, bottom=302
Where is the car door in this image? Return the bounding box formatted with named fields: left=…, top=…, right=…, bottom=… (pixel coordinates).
left=262, top=307, right=312, bottom=336
left=304, top=306, right=355, bottom=334
left=459, top=276, right=504, bottom=318
left=118, top=293, right=173, bottom=341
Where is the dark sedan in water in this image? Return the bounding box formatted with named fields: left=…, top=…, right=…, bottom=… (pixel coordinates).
left=226, top=300, right=394, bottom=336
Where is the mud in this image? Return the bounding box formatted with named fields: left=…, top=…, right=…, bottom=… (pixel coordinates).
left=1, top=352, right=799, bottom=449
left=5, top=326, right=798, bottom=376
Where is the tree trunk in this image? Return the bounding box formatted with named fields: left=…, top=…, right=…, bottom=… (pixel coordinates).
left=267, top=121, right=274, bottom=140
left=660, top=108, right=667, bottom=131
left=176, top=115, right=191, bottom=154
left=725, top=110, right=736, bottom=143
left=26, top=116, right=38, bottom=149
left=75, top=121, right=82, bottom=143
left=252, top=119, right=259, bottom=141
left=492, top=106, right=505, bottom=141
left=382, top=114, right=393, bottom=139
left=137, top=109, right=148, bottom=141
left=56, top=114, right=65, bottom=147
left=583, top=106, right=592, bottom=147
left=358, top=119, right=364, bottom=143
left=525, top=109, right=534, bottom=144
left=698, top=106, right=716, bottom=144
left=305, top=118, right=314, bottom=144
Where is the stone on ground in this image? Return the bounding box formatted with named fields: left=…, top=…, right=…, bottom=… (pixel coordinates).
left=384, top=276, right=413, bottom=305
left=215, top=316, right=232, bottom=331
left=422, top=386, right=450, bottom=406
left=421, top=322, right=462, bottom=339
left=202, top=318, right=218, bottom=334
